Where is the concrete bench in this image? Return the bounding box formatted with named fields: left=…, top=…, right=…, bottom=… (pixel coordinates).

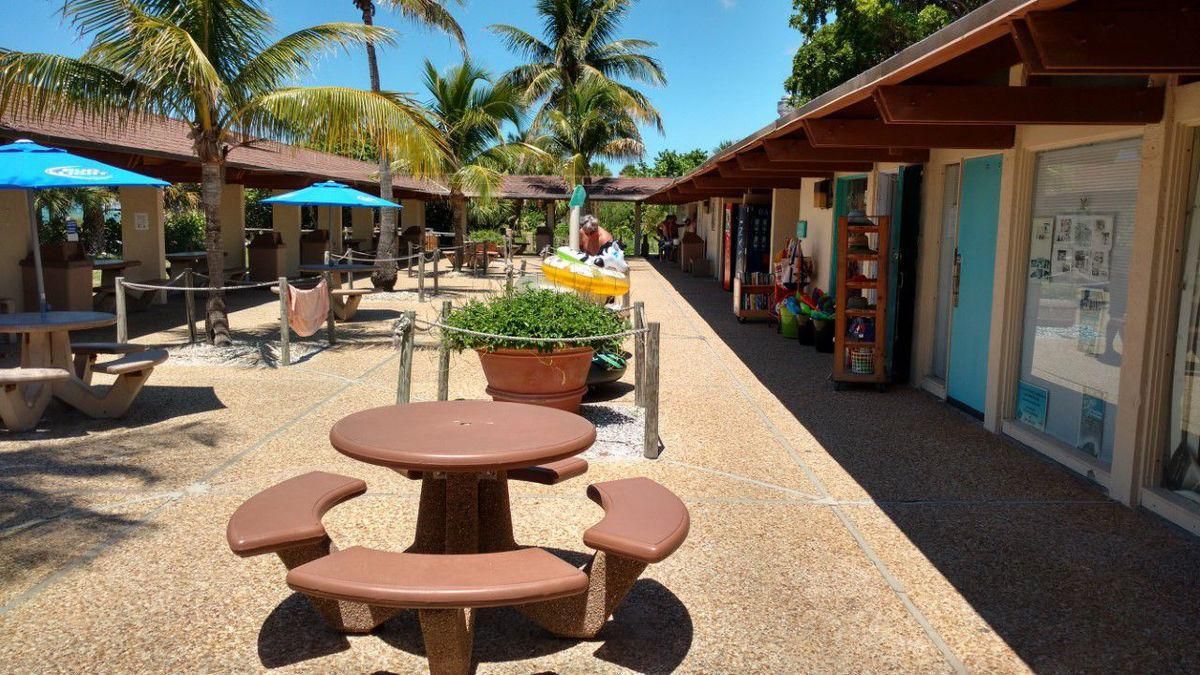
left=0, top=367, right=70, bottom=432
left=330, top=288, right=371, bottom=321
left=519, top=477, right=690, bottom=638
left=287, top=546, right=588, bottom=672
left=71, top=342, right=147, bottom=384
left=402, top=458, right=588, bottom=486
left=54, top=348, right=169, bottom=418
left=227, top=471, right=366, bottom=565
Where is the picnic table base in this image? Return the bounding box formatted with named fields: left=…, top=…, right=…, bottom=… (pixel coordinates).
left=22, top=331, right=155, bottom=418
left=409, top=472, right=517, bottom=554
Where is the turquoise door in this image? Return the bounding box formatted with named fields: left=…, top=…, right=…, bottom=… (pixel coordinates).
left=946, top=155, right=1003, bottom=415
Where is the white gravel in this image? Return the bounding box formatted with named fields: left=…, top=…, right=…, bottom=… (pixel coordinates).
left=580, top=403, right=647, bottom=460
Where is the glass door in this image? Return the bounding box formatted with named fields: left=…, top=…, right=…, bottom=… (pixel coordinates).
left=930, top=164, right=961, bottom=384
left=1166, top=132, right=1200, bottom=504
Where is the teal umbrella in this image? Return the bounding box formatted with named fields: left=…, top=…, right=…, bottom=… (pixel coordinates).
left=261, top=181, right=402, bottom=209
left=0, top=139, right=169, bottom=312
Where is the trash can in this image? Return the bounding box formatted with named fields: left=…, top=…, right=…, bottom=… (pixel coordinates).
left=779, top=304, right=799, bottom=339
left=21, top=242, right=93, bottom=311
left=300, top=229, right=329, bottom=266
left=813, top=318, right=835, bottom=353
left=248, top=231, right=285, bottom=282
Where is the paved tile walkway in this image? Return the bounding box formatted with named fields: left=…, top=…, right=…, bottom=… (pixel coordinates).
left=1, top=258, right=1198, bottom=673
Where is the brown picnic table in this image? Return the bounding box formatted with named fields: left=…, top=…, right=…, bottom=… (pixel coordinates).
left=329, top=400, right=596, bottom=553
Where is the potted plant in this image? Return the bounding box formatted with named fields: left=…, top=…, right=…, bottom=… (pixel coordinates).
left=442, top=289, right=629, bottom=413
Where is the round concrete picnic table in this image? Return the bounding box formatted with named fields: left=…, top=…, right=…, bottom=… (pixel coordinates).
left=330, top=400, right=596, bottom=554
left=0, top=311, right=115, bottom=409
left=91, top=258, right=142, bottom=288
left=300, top=262, right=376, bottom=289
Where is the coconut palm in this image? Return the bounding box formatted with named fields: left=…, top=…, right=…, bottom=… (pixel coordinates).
left=417, top=60, right=542, bottom=270
left=490, top=0, right=665, bottom=130
left=535, top=77, right=644, bottom=187
left=0, top=0, right=442, bottom=345
left=353, top=0, right=465, bottom=290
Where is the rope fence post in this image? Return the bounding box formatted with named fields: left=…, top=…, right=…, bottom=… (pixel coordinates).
left=643, top=321, right=661, bottom=459
left=520, top=259, right=527, bottom=277
left=278, top=276, right=290, bottom=367
left=418, top=246, right=426, bottom=303
left=323, top=270, right=336, bottom=345
left=184, top=268, right=197, bottom=344
left=396, top=310, right=416, bottom=404
left=407, top=242, right=414, bottom=277
left=437, top=300, right=451, bottom=401
left=432, top=249, right=440, bottom=295
left=633, top=301, right=646, bottom=407
left=115, top=276, right=128, bottom=343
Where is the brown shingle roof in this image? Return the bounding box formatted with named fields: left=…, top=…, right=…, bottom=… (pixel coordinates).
left=488, top=175, right=672, bottom=202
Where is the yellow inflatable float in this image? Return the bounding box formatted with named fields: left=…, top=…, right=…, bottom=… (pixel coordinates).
left=542, top=247, right=630, bottom=297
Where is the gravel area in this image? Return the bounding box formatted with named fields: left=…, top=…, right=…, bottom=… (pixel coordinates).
left=580, top=403, right=646, bottom=460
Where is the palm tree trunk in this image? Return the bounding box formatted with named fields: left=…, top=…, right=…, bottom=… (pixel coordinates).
left=200, top=159, right=231, bottom=346
left=360, top=1, right=400, bottom=291
left=451, top=192, right=467, bottom=272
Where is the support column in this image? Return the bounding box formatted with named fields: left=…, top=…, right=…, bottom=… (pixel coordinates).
left=118, top=187, right=168, bottom=302
left=633, top=201, right=644, bottom=257
left=219, top=183, right=246, bottom=278
left=401, top=199, right=425, bottom=230
left=318, top=206, right=343, bottom=255
left=545, top=200, right=556, bottom=247
left=272, top=193, right=301, bottom=277
left=0, top=190, right=33, bottom=311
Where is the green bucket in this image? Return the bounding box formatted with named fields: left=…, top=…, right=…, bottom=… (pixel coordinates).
left=780, top=304, right=799, bottom=339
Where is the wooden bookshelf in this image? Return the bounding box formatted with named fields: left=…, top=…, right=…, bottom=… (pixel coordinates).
left=833, top=215, right=891, bottom=390
left=733, top=277, right=774, bottom=323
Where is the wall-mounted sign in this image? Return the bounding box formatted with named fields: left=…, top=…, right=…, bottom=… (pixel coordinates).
left=1016, top=380, right=1049, bottom=431
left=134, top=212, right=149, bottom=231
left=65, top=218, right=79, bottom=242
left=796, top=220, right=808, bottom=238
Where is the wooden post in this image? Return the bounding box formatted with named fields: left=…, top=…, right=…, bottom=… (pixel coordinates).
left=622, top=290, right=631, bottom=309
left=418, top=246, right=426, bottom=303
left=115, top=276, right=128, bottom=343
left=633, top=301, right=646, bottom=407
left=184, top=268, right=197, bottom=344
left=432, top=248, right=440, bottom=295
left=396, top=310, right=416, bottom=404
left=323, top=270, right=336, bottom=345
left=407, top=241, right=414, bottom=277
left=278, top=277, right=290, bottom=367
left=437, top=300, right=451, bottom=401
left=643, top=321, right=661, bottom=459
left=520, top=259, right=527, bottom=277
left=634, top=201, right=644, bottom=257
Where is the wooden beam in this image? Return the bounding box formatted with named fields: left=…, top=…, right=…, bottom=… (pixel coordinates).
left=736, top=153, right=874, bottom=173
left=761, top=139, right=929, bottom=164
left=804, top=118, right=1014, bottom=149
left=1023, top=11, right=1200, bottom=74
left=693, top=175, right=807, bottom=190
left=717, top=163, right=835, bottom=180
left=874, top=85, right=1164, bottom=125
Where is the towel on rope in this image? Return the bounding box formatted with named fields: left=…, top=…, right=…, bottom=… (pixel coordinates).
left=287, top=279, right=330, bottom=337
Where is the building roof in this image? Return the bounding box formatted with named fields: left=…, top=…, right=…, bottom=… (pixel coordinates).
left=0, top=110, right=449, bottom=197
left=488, top=175, right=673, bottom=202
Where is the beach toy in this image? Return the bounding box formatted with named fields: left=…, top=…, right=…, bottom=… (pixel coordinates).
left=543, top=247, right=631, bottom=297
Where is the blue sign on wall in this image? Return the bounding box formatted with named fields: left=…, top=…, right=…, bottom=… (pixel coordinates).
left=1016, top=381, right=1049, bottom=431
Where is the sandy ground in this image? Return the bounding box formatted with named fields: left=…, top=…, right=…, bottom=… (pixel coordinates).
left=1, top=257, right=1199, bottom=673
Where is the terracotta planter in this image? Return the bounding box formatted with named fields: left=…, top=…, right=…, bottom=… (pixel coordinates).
left=476, top=346, right=594, bottom=413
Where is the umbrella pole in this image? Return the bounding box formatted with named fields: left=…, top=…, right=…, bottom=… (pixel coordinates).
left=26, top=190, right=47, bottom=313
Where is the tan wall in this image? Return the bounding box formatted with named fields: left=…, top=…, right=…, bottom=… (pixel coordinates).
left=271, top=195, right=301, bottom=277
left=351, top=207, right=374, bottom=242
left=219, top=183, right=245, bottom=274
left=0, top=190, right=32, bottom=311
left=401, top=199, right=425, bottom=230
left=770, top=189, right=801, bottom=266
left=797, top=178, right=835, bottom=289
left=316, top=205, right=342, bottom=254
left=117, top=187, right=167, bottom=285
left=706, top=198, right=723, bottom=275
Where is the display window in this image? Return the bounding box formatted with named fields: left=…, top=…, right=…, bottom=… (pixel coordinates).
left=1165, top=132, right=1200, bottom=507
left=1015, top=138, right=1143, bottom=465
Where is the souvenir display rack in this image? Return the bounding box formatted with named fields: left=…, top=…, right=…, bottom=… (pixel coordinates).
left=833, top=215, right=891, bottom=389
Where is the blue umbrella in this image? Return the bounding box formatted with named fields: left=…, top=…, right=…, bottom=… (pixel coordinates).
left=261, top=180, right=402, bottom=208
left=0, top=139, right=169, bottom=312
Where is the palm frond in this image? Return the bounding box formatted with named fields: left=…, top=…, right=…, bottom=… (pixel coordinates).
left=381, top=0, right=467, bottom=53
left=488, top=24, right=553, bottom=62
left=0, top=50, right=166, bottom=123
left=231, top=23, right=396, bottom=100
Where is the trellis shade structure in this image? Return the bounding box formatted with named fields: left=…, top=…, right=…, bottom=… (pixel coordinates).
left=0, top=139, right=169, bottom=312
left=261, top=181, right=402, bottom=209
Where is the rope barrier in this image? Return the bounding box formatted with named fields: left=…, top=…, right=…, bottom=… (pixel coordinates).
left=121, top=276, right=306, bottom=292
left=413, top=318, right=647, bottom=342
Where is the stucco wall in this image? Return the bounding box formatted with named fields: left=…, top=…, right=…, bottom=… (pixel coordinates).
left=0, top=190, right=32, bottom=311
left=401, top=199, right=425, bottom=229
left=117, top=186, right=166, bottom=284
left=797, top=178, right=835, bottom=291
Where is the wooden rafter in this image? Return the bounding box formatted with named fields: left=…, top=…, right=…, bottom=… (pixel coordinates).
left=736, top=153, right=874, bottom=173
left=693, top=175, right=807, bottom=190
left=761, top=139, right=929, bottom=164
left=803, top=118, right=1014, bottom=149
left=874, top=84, right=1164, bottom=125
left=717, top=163, right=835, bottom=180
left=1013, top=12, right=1200, bottom=75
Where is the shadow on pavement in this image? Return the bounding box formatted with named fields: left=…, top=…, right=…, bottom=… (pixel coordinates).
left=650, top=259, right=1200, bottom=671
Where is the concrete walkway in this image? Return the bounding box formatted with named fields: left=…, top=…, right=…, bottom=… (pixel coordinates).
left=0, top=258, right=1197, bottom=673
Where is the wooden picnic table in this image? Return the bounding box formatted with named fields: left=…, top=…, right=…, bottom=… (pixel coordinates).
left=329, top=400, right=596, bottom=554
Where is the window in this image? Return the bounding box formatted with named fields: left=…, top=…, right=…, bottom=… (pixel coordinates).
left=1165, top=132, right=1200, bottom=506
left=1016, top=138, right=1143, bottom=465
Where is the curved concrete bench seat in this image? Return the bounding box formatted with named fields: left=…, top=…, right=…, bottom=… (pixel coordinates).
left=93, top=348, right=169, bottom=376
left=287, top=546, right=588, bottom=673
left=520, top=477, right=690, bottom=639
left=227, top=471, right=366, bottom=562
left=0, top=367, right=70, bottom=431
left=54, top=348, right=169, bottom=419
left=70, top=341, right=147, bottom=384
left=402, top=457, right=588, bottom=486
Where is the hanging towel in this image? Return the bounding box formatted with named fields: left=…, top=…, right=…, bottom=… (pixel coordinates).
left=287, top=279, right=330, bottom=337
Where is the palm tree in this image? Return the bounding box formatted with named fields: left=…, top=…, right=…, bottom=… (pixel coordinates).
left=353, top=0, right=465, bottom=290
left=535, top=78, right=644, bottom=187
left=0, top=0, right=442, bottom=345
left=418, top=60, right=541, bottom=270
left=490, top=0, right=665, bottom=130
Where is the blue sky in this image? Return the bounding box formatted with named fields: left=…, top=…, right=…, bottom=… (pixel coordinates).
left=0, top=0, right=799, bottom=169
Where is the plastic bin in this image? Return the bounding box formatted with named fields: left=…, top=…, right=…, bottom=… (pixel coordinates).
left=21, top=243, right=93, bottom=311
left=248, top=231, right=285, bottom=282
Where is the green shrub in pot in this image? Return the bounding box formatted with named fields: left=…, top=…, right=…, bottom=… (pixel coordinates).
left=442, top=288, right=628, bottom=354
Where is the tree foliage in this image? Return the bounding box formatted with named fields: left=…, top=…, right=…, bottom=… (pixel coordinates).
left=785, top=0, right=986, bottom=104
left=621, top=148, right=708, bottom=178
